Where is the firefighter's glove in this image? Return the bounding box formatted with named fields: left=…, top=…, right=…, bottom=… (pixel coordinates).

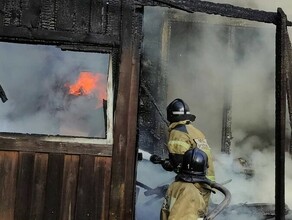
left=150, top=154, right=162, bottom=164
left=161, top=159, right=174, bottom=172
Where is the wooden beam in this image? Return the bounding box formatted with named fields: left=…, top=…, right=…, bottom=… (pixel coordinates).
left=0, top=134, right=112, bottom=156
left=275, top=7, right=287, bottom=220
left=109, top=1, right=142, bottom=219
left=0, top=26, right=119, bottom=46
left=139, top=0, right=292, bottom=26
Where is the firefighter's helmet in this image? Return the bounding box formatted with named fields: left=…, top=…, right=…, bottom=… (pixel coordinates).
left=166, top=98, right=196, bottom=123
left=181, top=147, right=208, bottom=176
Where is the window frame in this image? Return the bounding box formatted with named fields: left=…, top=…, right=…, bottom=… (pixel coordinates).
left=0, top=42, right=115, bottom=156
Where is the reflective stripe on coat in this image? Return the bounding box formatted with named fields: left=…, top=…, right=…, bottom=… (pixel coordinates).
left=167, top=120, right=215, bottom=182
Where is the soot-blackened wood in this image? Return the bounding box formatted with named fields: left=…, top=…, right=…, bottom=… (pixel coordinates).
left=107, top=0, right=121, bottom=36
left=90, top=0, right=104, bottom=34
left=275, top=8, right=287, bottom=220
left=21, top=0, right=41, bottom=29
left=0, top=26, right=119, bottom=46
left=0, top=151, right=18, bottom=220
left=75, top=155, right=96, bottom=219
left=141, top=0, right=292, bottom=26
left=109, top=1, right=142, bottom=219
left=14, top=152, right=35, bottom=220
left=60, top=155, right=80, bottom=220
left=0, top=0, right=121, bottom=47
left=75, top=0, right=91, bottom=32
left=55, top=0, right=75, bottom=31
left=0, top=0, right=5, bottom=27
left=3, top=0, right=21, bottom=26
left=40, top=0, right=55, bottom=30
left=94, top=157, right=112, bottom=220
left=29, top=153, right=48, bottom=219
left=43, top=153, right=65, bottom=220
left=286, top=37, right=292, bottom=154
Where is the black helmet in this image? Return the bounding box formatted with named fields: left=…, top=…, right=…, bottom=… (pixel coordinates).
left=181, top=148, right=208, bottom=176
left=166, top=98, right=196, bottom=123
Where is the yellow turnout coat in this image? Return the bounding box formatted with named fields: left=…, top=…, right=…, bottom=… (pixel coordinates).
left=160, top=181, right=208, bottom=220
left=167, top=120, right=215, bottom=181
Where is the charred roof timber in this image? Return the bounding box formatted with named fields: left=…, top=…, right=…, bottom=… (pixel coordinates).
left=137, top=0, right=292, bottom=25
left=275, top=8, right=289, bottom=220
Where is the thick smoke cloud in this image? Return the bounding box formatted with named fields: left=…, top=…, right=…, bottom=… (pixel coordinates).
left=137, top=1, right=292, bottom=219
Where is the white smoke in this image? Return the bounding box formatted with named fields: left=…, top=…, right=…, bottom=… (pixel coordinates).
left=136, top=149, right=292, bottom=219
left=136, top=156, right=175, bottom=220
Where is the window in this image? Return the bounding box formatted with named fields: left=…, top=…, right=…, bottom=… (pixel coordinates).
left=0, top=42, right=113, bottom=144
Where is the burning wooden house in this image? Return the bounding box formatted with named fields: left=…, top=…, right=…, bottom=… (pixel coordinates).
left=0, top=0, right=291, bottom=219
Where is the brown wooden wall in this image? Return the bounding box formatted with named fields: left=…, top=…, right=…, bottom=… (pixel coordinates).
left=0, top=150, right=112, bottom=220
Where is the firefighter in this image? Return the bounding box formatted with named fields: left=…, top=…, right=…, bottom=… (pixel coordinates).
left=150, top=98, right=216, bottom=208
left=160, top=98, right=216, bottom=208
left=160, top=147, right=212, bottom=220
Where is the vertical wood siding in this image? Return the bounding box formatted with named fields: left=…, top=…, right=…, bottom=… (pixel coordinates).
left=0, top=151, right=112, bottom=220
left=0, top=151, right=18, bottom=220
left=0, top=0, right=121, bottom=45
left=30, top=153, right=49, bottom=219
left=15, top=152, right=35, bottom=219
left=60, top=155, right=79, bottom=220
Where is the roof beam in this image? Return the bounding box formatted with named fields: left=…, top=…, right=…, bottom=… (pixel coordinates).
left=150, top=0, right=292, bottom=26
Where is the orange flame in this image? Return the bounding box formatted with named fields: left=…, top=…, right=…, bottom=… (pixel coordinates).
left=65, top=71, right=107, bottom=108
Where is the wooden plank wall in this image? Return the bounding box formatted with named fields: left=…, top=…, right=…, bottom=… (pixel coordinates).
left=0, top=0, right=121, bottom=45
left=0, top=151, right=112, bottom=220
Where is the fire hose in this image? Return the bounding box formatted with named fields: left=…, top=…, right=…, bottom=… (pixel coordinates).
left=204, top=181, right=231, bottom=220
left=148, top=154, right=232, bottom=219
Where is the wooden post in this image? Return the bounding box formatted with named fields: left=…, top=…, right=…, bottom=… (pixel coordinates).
left=275, top=7, right=287, bottom=220
left=109, top=1, right=143, bottom=219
